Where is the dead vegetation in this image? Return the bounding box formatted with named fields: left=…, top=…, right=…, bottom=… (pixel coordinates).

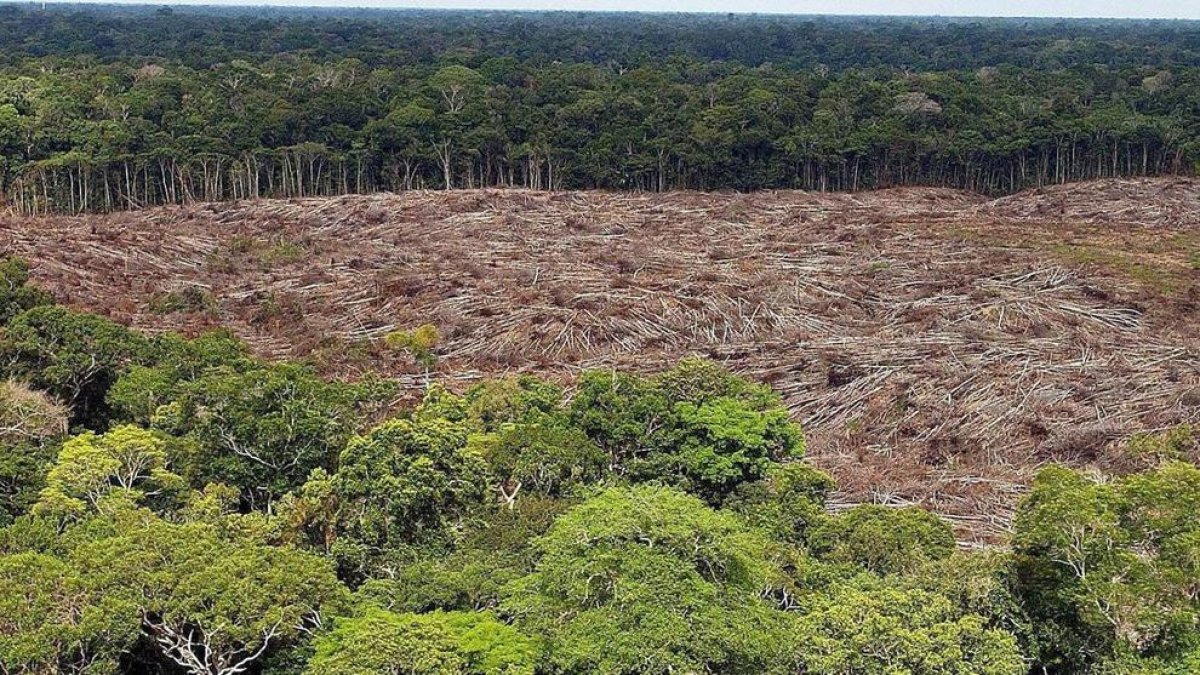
left=0, top=380, right=69, bottom=445
left=977, top=177, right=1200, bottom=228
left=4, top=177, right=1200, bottom=542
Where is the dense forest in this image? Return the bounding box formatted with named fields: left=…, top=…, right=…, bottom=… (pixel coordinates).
left=2, top=240, right=1200, bottom=675
left=1, top=6, right=1200, bottom=212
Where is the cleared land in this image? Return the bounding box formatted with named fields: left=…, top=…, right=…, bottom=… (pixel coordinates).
left=6, top=178, right=1200, bottom=542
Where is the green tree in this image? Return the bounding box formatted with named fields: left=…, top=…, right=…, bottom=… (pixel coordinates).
left=0, top=257, right=53, bottom=326
left=468, top=421, right=605, bottom=506
left=906, top=551, right=1038, bottom=662
left=722, top=461, right=836, bottom=543
left=0, top=306, right=149, bottom=427
left=1014, top=463, right=1200, bottom=671
left=809, top=504, right=956, bottom=576
left=74, top=515, right=346, bottom=675
left=106, top=330, right=255, bottom=425
left=149, top=362, right=387, bottom=506
left=330, top=410, right=489, bottom=554
left=355, top=496, right=569, bottom=614
left=570, top=359, right=803, bottom=502
left=502, top=485, right=795, bottom=674
left=0, top=104, right=24, bottom=191
left=791, top=583, right=1026, bottom=675
left=669, top=395, right=801, bottom=501
left=305, top=608, right=537, bottom=675
left=34, top=425, right=184, bottom=521
left=464, top=376, right=566, bottom=432
left=0, top=380, right=68, bottom=524
left=0, top=551, right=138, bottom=674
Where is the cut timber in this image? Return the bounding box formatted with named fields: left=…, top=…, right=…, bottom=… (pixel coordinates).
left=5, top=177, right=1200, bottom=543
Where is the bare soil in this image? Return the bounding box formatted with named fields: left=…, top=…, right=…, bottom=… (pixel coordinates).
left=6, top=178, right=1200, bottom=542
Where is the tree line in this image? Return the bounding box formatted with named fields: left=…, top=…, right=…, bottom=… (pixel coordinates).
left=0, top=7, right=1199, bottom=213
left=2, top=256, right=1199, bottom=674
left=4, top=6, right=1200, bottom=72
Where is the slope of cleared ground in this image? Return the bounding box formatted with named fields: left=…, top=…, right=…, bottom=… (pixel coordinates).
left=6, top=178, right=1200, bottom=542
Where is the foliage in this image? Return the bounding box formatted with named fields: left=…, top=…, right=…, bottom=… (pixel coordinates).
left=722, top=462, right=836, bottom=543
left=468, top=421, right=606, bottom=505
left=0, top=551, right=138, bottom=674
left=0, top=306, right=150, bottom=427
left=334, top=413, right=487, bottom=544
left=5, top=10, right=1200, bottom=212
left=106, top=330, right=255, bottom=425
left=791, top=582, right=1027, bottom=674
left=1094, top=648, right=1200, bottom=674
left=356, top=547, right=525, bottom=616
left=464, top=376, right=566, bottom=432
left=149, top=361, right=390, bottom=506
left=502, top=485, right=796, bottom=674
left=386, top=324, right=440, bottom=371
left=1014, top=463, right=1200, bottom=671
left=570, top=359, right=804, bottom=501
left=355, top=497, right=569, bottom=614
left=147, top=285, right=216, bottom=315
left=907, top=551, right=1039, bottom=660
left=6, top=277, right=1200, bottom=674
left=317, top=392, right=491, bottom=576
left=305, top=608, right=537, bottom=675
left=0, top=257, right=53, bottom=326
left=808, top=504, right=956, bottom=576
left=34, top=425, right=184, bottom=522
left=0, top=380, right=67, bottom=524
left=73, top=514, right=346, bottom=675
left=1125, top=425, right=1197, bottom=465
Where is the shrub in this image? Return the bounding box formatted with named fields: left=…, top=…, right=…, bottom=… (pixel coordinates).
left=147, top=285, right=215, bottom=314
left=386, top=323, right=440, bottom=370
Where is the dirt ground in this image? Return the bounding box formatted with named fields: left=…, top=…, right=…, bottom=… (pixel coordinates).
left=6, top=177, right=1200, bottom=542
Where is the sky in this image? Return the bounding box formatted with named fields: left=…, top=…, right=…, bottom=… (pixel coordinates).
left=48, top=1, right=1200, bottom=20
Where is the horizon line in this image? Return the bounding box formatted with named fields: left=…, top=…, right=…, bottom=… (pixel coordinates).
left=9, top=1, right=1200, bottom=22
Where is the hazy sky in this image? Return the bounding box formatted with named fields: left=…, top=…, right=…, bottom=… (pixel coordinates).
left=53, top=1, right=1200, bottom=20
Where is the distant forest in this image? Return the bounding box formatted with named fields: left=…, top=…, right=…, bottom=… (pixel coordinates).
left=2, top=4, right=1200, bottom=212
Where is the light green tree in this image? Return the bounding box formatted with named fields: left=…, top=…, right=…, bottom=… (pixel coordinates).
left=331, top=412, right=489, bottom=551
left=0, top=551, right=138, bottom=675
left=34, top=425, right=183, bottom=521
left=791, top=583, right=1026, bottom=675
left=73, top=516, right=346, bottom=675
left=305, top=609, right=537, bottom=675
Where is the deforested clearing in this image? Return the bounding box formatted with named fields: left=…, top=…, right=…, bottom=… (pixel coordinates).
left=7, top=177, right=1200, bottom=542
